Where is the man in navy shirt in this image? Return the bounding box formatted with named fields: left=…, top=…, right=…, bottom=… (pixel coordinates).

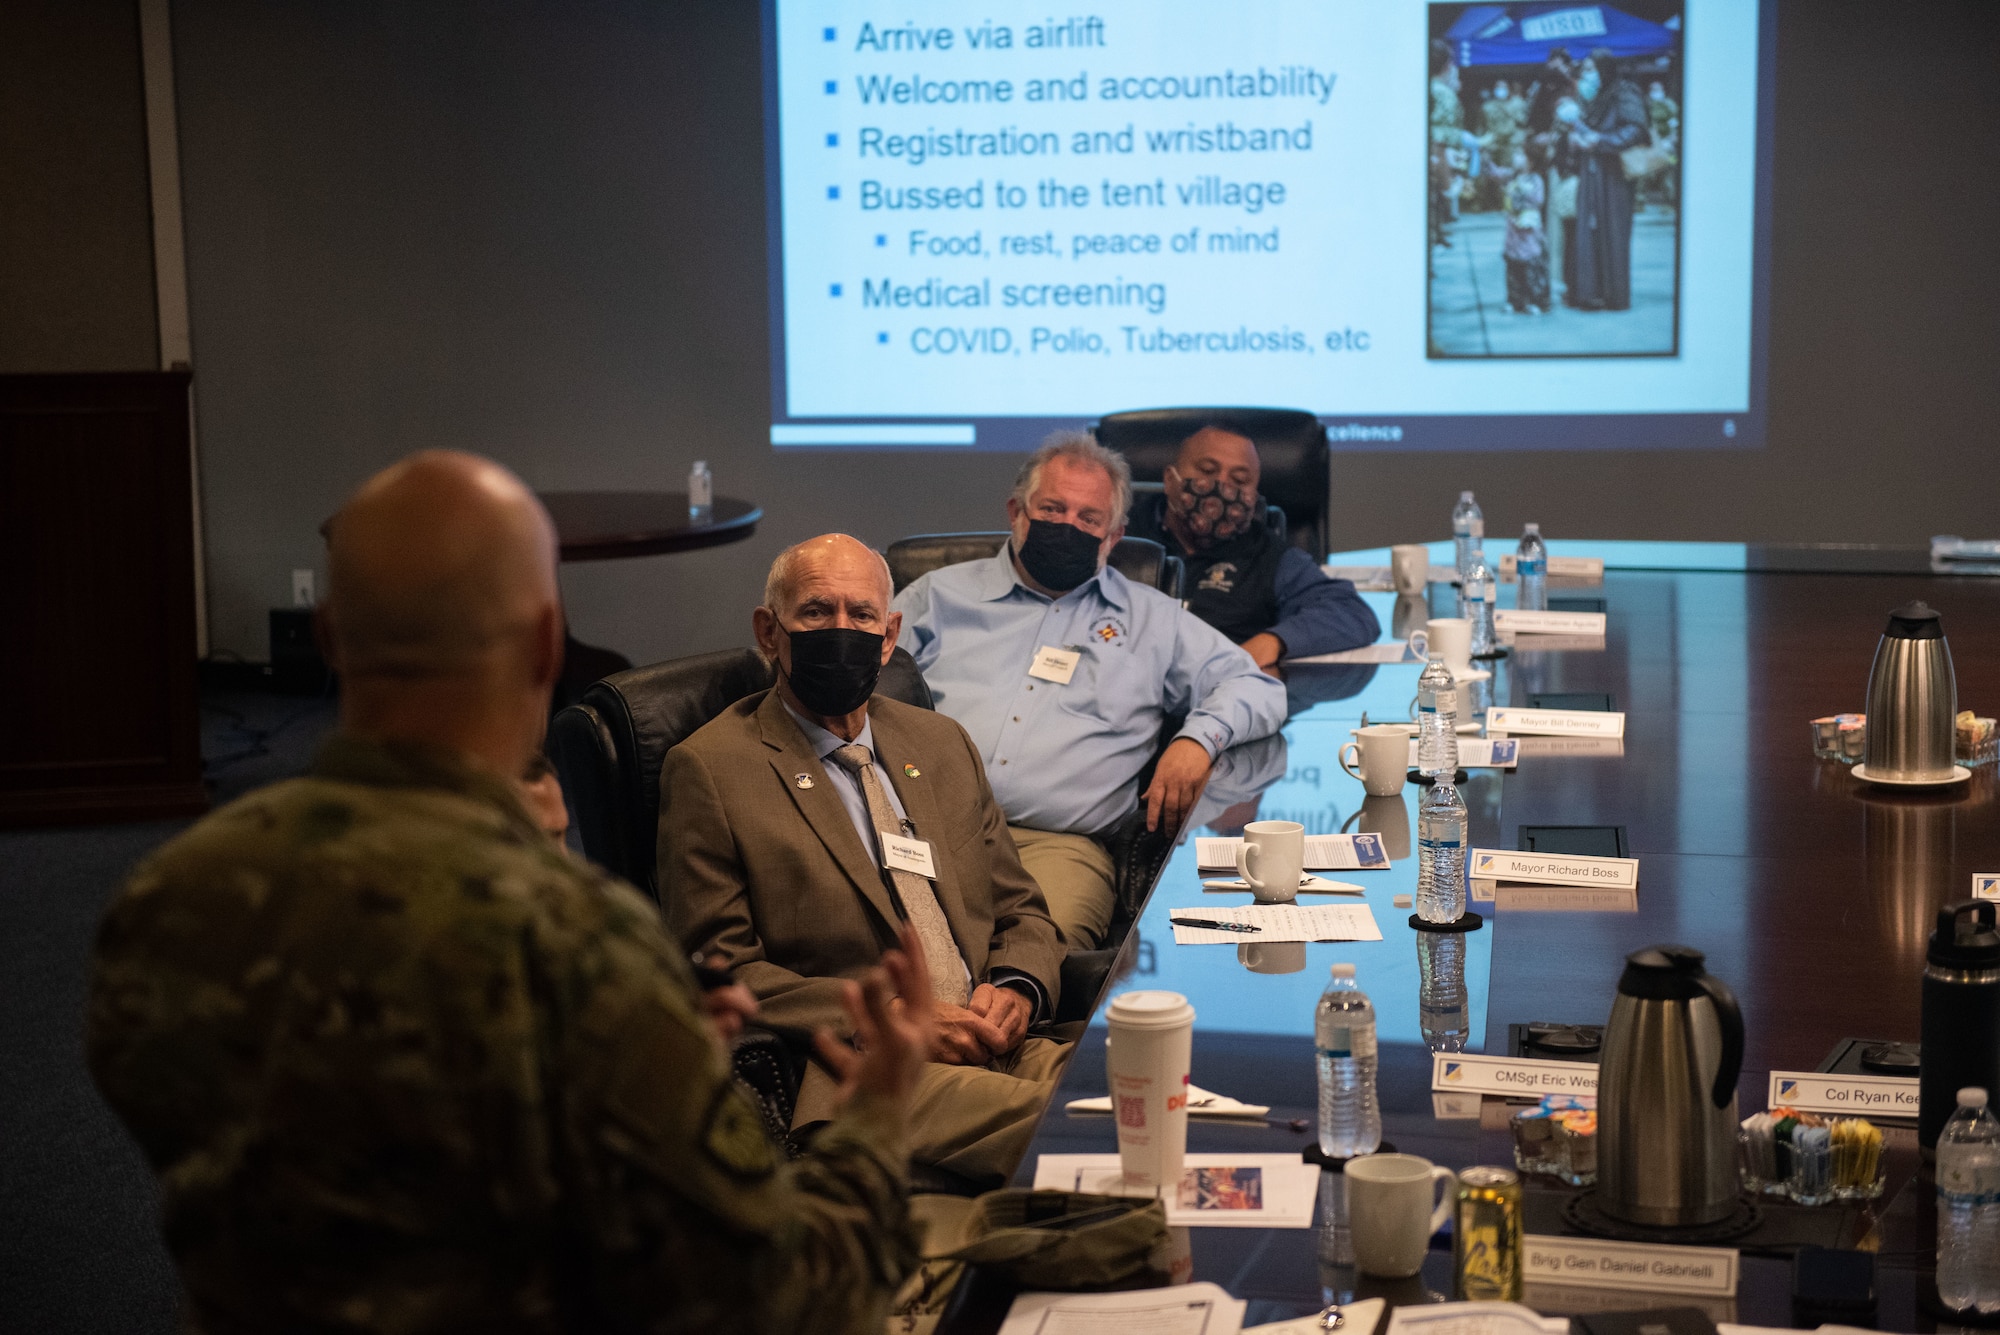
left=1124, top=425, right=1379, bottom=671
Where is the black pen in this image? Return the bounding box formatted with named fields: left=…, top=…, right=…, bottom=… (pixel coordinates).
left=1172, top=916, right=1262, bottom=934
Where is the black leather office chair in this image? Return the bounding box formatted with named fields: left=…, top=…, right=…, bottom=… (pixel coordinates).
left=884, top=532, right=1183, bottom=952
left=886, top=532, right=1183, bottom=600
left=1093, top=407, right=1330, bottom=557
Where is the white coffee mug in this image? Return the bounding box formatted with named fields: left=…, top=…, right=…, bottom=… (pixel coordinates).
left=1390, top=544, right=1430, bottom=596
left=1236, top=819, right=1305, bottom=903
left=1340, top=725, right=1409, bottom=797
left=1346, top=1153, right=1457, bottom=1278
left=1104, top=991, right=1196, bottom=1194
left=1407, top=618, right=1473, bottom=679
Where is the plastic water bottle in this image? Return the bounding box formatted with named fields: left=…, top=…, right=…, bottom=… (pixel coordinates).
left=1462, top=552, right=1497, bottom=656
left=688, top=459, right=713, bottom=522
left=1517, top=523, right=1548, bottom=611
left=1452, top=491, right=1485, bottom=579
left=1416, top=656, right=1460, bottom=777
left=1417, top=928, right=1470, bottom=1053
left=1316, top=964, right=1381, bottom=1159
left=1418, top=780, right=1469, bottom=924
left=1936, top=1086, right=2000, bottom=1313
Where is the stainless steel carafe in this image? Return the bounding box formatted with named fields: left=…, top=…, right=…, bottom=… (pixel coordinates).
left=1598, top=945, right=1745, bottom=1226
left=1863, top=602, right=1957, bottom=781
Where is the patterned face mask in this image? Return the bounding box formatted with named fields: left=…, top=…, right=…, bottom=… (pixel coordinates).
left=1165, top=467, right=1258, bottom=550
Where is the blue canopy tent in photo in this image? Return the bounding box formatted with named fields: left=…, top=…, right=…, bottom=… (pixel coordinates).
left=1446, top=4, right=1678, bottom=67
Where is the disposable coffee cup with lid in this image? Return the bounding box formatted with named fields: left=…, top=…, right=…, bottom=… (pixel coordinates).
left=1104, top=990, right=1196, bottom=1195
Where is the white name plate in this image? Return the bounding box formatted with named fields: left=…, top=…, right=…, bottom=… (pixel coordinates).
left=1470, top=849, right=1638, bottom=889
left=1524, top=1236, right=1738, bottom=1297
left=1408, top=737, right=1519, bottom=769
left=1974, top=874, right=1999, bottom=901
left=1499, top=554, right=1606, bottom=581
left=1493, top=609, right=1608, bottom=636
left=1487, top=707, right=1626, bottom=738
left=1768, top=1070, right=1919, bottom=1119
left=1432, top=1052, right=1598, bottom=1096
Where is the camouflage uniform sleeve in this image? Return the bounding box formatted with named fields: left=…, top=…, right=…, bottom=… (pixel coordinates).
left=556, top=881, right=921, bottom=1335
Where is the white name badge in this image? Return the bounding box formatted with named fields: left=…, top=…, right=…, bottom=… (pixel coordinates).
left=1470, top=849, right=1638, bottom=890
left=1499, top=554, right=1606, bottom=581
left=1523, top=1236, right=1738, bottom=1297
left=1487, top=707, right=1626, bottom=738
left=1974, top=874, right=2000, bottom=901
left=1431, top=1052, right=1598, bottom=1096
left=881, top=832, right=938, bottom=880
left=1028, top=645, right=1081, bottom=684
left=1768, top=1070, right=1919, bottom=1119
left=1493, top=609, right=1608, bottom=636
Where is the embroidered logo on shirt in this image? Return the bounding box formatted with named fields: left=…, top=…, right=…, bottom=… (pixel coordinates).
left=903, top=763, right=921, bottom=778
left=1197, top=562, right=1239, bottom=594
left=1089, top=616, right=1127, bottom=645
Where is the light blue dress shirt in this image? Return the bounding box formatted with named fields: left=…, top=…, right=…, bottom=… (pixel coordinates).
left=894, top=546, right=1288, bottom=835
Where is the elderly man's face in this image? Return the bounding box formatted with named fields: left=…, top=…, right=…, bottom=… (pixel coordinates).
left=1008, top=456, right=1123, bottom=551
left=754, top=541, right=900, bottom=671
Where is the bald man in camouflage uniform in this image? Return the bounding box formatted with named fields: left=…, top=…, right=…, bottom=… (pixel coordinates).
left=87, top=451, right=933, bottom=1335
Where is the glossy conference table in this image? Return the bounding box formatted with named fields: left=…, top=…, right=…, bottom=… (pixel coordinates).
left=943, top=543, right=2000, bottom=1333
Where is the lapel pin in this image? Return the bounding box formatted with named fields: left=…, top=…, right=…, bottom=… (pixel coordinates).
left=794, top=773, right=815, bottom=790
left=903, top=763, right=921, bottom=778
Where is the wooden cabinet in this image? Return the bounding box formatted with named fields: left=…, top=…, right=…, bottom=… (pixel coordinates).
left=1, top=372, right=206, bottom=825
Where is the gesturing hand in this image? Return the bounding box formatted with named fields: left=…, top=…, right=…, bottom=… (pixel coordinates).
left=1142, top=737, right=1214, bottom=834
left=813, top=922, right=936, bottom=1111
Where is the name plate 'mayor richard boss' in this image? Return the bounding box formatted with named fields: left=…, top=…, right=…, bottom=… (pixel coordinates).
left=1470, top=849, right=1638, bottom=890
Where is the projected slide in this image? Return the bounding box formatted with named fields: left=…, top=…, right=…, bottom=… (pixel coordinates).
left=763, top=1, right=1771, bottom=451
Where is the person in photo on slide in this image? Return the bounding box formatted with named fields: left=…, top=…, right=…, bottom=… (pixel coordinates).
left=1125, top=425, right=1379, bottom=673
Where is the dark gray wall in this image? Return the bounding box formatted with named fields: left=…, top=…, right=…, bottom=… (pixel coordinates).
left=169, top=0, right=2000, bottom=665
left=0, top=0, right=158, bottom=372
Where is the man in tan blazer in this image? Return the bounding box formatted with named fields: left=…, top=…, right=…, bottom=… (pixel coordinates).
left=660, top=534, right=1068, bottom=1186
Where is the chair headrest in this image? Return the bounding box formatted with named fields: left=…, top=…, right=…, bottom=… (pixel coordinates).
left=887, top=531, right=1175, bottom=596
left=1092, top=407, right=1326, bottom=515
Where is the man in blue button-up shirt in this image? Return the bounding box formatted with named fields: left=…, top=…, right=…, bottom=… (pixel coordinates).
left=895, top=433, right=1287, bottom=947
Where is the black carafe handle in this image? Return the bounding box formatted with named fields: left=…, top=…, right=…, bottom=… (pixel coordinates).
left=1695, top=972, right=1745, bottom=1108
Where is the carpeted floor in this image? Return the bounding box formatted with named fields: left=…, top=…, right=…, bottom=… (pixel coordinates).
left=0, top=686, right=338, bottom=1333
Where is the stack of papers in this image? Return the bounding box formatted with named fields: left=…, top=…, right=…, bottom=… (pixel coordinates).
left=1000, top=1282, right=1246, bottom=1335
left=1033, top=1153, right=1320, bottom=1228
left=1201, top=874, right=1364, bottom=894
left=1197, top=834, right=1389, bottom=871
left=1066, top=1082, right=1271, bottom=1120
left=1170, top=903, right=1383, bottom=944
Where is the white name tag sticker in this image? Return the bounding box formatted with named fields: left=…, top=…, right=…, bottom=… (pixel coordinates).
left=1768, top=1070, right=1919, bottom=1119
left=1493, top=609, right=1608, bottom=636
left=1431, top=1052, right=1598, bottom=1096
left=1974, top=874, right=2000, bottom=901
left=1028, top=645, right=1081, bottom=684
left=881, top=833, right=938, bottom=880
left=1470, top=849, right=1638, bottom=890
left=1523, top=1236, right=1738, bottom=1296
left=1487, top=707, right=1626, bottom=738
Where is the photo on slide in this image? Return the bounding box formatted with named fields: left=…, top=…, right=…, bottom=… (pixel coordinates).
left=1426, top=2, right=1684, bottom=359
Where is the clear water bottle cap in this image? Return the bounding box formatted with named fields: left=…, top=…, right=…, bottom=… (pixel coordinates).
left=693, top=459, right=708, bottom=470
left=1524, top=522, right=1541, bottom=534
left=1459, top=491, right=1475, bottom=502
left=1958, top=1087, right=1990, bottom=1109
left=1330, top=963, right=1356, bottom=980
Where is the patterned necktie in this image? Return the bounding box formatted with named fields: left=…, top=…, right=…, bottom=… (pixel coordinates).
left=828, top=743, right=969, bottom=1007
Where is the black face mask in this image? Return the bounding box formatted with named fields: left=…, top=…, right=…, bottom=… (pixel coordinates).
left=779, top=626, right=883, bottom=716
left=1017, top=519, right=1104, bottom=593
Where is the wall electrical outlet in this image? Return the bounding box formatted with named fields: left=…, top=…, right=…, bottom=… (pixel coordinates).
left=292, top=568, right=317, bottom=607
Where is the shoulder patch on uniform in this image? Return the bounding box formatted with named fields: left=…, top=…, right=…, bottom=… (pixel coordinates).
left=702, top=1083, right=778, bottom=1179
